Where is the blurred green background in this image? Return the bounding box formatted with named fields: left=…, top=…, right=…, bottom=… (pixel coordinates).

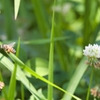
left=0, top=0, right=100, bottom=100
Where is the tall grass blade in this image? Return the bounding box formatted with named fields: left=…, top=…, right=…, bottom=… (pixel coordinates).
left=14, top=0, right=21, bottom=20
left=62, top=57, right=88, bottom=100
left=8, top=38, right=20, bottom=100
left=47, top=0, right=56, bottom=100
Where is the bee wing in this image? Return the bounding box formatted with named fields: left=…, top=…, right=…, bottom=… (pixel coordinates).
left=8, top=42, right=16, bottom=47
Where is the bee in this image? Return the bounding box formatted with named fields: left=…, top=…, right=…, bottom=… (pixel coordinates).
left=1, top=42, right=16, bottom=54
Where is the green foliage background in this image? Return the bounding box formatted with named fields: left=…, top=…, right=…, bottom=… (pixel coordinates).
left=0, top=0, right=100, bottom=100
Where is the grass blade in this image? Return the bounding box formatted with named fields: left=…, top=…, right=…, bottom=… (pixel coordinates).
left=47, top=0, right=56, bottom=99
left=8, top=38, right=20, bottom=100
left=14, top=0, right=21, bottom=20
left=7, top=53, right=81, bottom=100
left=62, top=57, right=88, bottom=100
left=0, top=53, right=45, bottom=100
left=3, top=36, right=71, bottom=45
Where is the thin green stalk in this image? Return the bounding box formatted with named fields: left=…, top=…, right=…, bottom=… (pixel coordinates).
left=86, top=66, right=94, bottom=100
left=21, top=82, right=24, bottom=100
left=47, top=0, right=56, bottom=100
left=8, top=38, right=20, bottom=100
left=8, top=64, right=17, bottom=100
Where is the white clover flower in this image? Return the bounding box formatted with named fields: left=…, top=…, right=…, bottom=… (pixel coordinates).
left=83, top=44, right=100, bottom=58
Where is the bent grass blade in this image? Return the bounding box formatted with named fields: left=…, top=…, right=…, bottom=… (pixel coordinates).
left=0, top=53, right=46, bottom=100
left=7, top=53, right=81, bottom=100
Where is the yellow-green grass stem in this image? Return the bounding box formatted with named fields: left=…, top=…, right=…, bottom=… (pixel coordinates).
left=8, top=38, right=20, bottom=100
left=47, top=0, right=56, bottom=100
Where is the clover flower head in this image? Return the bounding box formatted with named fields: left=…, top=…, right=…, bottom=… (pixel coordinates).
left=83, top=44, right=100, bottom=58
left=90, top=85, right=100, bottom=98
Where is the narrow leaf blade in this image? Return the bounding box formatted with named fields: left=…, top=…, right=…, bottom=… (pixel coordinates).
left=14, top=0, right=21, bottom=20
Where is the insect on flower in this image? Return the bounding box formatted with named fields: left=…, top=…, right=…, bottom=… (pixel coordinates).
left=1, top=42, right=16, bottom=54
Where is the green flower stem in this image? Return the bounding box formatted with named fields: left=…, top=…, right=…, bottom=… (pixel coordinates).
left=86, top=66, right=94, bottom=100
